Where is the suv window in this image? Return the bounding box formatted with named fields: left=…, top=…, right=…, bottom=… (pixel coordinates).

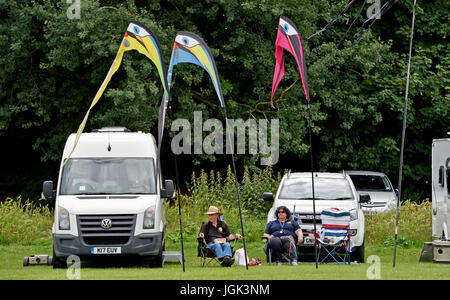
left=349, top=175, right=392, bottom=192
left=278, top=177, right=353, bottom=200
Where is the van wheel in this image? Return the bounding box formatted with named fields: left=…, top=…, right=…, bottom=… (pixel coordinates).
left=52, top=246, right=67, bottom=269
left=149, top=242, right=163, bottom=268
left=149, top=254, right=163, bottom=268
left=352, top=240, right=365, bottom=263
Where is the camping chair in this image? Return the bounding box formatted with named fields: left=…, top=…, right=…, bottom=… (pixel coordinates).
left=262, top=236, right=292, bottom=265
left=262, top=214, right=299, bottom=265
left=197, top=221, right=237, bottom=267
left=317, top=208, right=352, bottom=264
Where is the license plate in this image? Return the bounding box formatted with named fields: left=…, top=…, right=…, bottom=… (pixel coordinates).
left=91, top=247, right=121, bottom=254
left=304, top=237, right=315, bottom=245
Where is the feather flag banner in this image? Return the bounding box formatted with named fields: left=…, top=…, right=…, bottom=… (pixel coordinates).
left=168, top=32, right=224, bottom=107
left=65, top=21, right=168, bottom=163
left=157, top=31, right=224, bottom=152
left=270, top=16, right=310, bottom=108
left=270, top=16, right=319, bottom=268
left=157, top=31, right=249, bottom=269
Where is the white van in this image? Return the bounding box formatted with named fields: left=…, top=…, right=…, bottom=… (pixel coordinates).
left=263, top=172, right=369, bottom=263
left=432, top=138, right=450, bottom=240
left=42, top=127, right=174, bottom=268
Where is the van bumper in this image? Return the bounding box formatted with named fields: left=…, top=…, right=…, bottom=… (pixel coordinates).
left=53, top=232, right=163, bottom=259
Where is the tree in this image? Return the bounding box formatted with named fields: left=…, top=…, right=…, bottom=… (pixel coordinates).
left=0, top=0, right=447, bottom=201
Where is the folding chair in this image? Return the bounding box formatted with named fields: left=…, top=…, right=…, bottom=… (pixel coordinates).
left=197, top=235, right=220, bottom=266
left=262, top=236, right=291, bottom=265
left=317, top=208, right=352, bottom=264
left=197, top=221, right=237, bottom=267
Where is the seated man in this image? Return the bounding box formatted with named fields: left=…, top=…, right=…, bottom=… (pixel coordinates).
left=263, top=206, right=303, bottom=266
left=198, top=206, right=242, bottom=267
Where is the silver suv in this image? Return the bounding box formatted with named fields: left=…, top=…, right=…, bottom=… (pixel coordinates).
left=345, top=170, right=398, bottom=214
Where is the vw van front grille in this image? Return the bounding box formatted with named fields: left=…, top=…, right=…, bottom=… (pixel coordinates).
left=77, top=214, right=136, bottom=246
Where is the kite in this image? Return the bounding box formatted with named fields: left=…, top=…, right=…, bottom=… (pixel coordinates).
left=270, top=16, right=310, bottom=108
left=65, top=21, right=169, bottom=164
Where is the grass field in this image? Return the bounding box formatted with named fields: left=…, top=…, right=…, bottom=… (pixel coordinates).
left=1, top=179, right=449, bottom=281
left=1, top=240, right=449, bottom=280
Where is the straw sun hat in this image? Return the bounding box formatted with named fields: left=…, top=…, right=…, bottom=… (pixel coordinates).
left=205, top=206, right=223, bottom=216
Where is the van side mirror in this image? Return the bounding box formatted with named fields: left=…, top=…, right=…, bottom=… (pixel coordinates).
left=359, top=193, right=371, bottom=203
left=262, top=192, right=274, bottom=202
left=42, top=181, right=55, bottom=200
left=161, top=179, right=175, bottom=198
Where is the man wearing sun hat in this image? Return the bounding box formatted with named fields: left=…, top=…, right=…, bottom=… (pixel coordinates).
left=199, top=206, right=242, bottom=267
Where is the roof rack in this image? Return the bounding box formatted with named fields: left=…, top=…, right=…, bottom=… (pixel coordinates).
left=92, top=127, right=132, bottom=133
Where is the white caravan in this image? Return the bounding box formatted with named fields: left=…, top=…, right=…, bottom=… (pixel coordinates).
left=263, top=172, right=369, bottom=263
left=42, top=127, right=174, bottom=268
left=432, top=138, right=450, bottom=240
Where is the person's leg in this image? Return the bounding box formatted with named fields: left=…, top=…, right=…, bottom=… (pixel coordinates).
left=221, top=243, right=234, bottom=266
left=281, top=238, right=298, bottom=265
left=268, top=237, right=283, bottom=263
left=222, top=243, right=232, bottom=257
left=208, top=242, right=224, bottom=259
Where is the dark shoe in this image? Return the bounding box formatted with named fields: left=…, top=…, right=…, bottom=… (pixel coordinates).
left=218, top=257, right=225, bottom=267
left=223, top=255, right=234, bottom=267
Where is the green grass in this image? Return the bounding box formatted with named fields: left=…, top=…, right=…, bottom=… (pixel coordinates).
left=1, top=242, right=449, bottom=280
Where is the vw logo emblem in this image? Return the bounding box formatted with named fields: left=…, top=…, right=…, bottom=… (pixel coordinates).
left=101, top=218, right=112, bottom=229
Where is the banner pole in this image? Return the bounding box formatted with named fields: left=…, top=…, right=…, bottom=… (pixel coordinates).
left=393, top=0, right=417, bottom=268
left=307, top=104, right=318, bottom=269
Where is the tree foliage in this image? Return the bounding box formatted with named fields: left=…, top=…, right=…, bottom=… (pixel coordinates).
left=0, top=0, right=447, bottom=200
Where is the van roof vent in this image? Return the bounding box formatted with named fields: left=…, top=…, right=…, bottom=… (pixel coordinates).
left=92, top=127, right=131, bottom=133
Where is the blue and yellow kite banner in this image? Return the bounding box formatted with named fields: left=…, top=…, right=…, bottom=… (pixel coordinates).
left=66, top=21, right=168, bottom=163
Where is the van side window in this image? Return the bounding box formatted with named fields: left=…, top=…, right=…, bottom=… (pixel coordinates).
left=439, top=166, right=445, bottom=186
left=447, top=167, right=450, bottom=195
left=447, top=158, right=450, bottom=194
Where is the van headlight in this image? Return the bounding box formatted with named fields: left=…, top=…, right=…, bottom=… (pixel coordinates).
left=143, top=206, right=155, bottom=229
left=58, top=207, right=70, bottom=230
left=350, top=209, right=358, bottom=221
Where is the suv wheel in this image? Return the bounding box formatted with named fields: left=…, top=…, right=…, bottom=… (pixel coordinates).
left=351, top=240, right=365, bottom=263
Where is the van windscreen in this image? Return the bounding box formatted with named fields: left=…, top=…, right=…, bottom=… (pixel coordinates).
left=60, top=158, right=156, bottom=195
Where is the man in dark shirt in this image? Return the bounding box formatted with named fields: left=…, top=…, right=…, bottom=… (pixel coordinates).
left=199, top=206, right=242, bottom=267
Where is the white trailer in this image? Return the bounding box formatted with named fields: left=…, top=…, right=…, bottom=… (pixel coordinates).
left=432, top=138, right=450, bottom=240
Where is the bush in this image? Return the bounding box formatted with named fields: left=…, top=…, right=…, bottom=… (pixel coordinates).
left=365, top=200, right=432, bottom=247
left=0, top=197, right=53, bottom=245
